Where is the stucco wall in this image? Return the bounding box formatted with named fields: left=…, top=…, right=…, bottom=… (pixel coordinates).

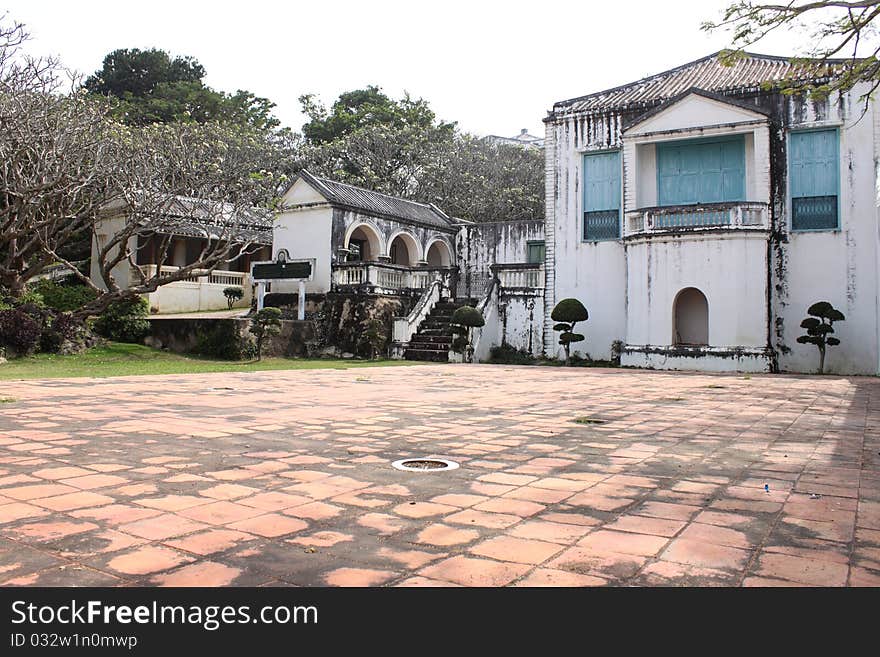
left=272, top=206, right=334, bottom=294
left=773, top=85, right=880, bottom=375
left=546, top=80, right=880, bottom=374
left=625, top=232, right=768, bottom=348
left=456, top=220, right=544, bottom=298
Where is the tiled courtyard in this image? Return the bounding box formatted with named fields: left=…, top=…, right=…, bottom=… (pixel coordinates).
left=1, top=364, right=879, bottom=587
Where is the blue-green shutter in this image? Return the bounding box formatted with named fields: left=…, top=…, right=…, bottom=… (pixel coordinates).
left=583, top=151, right=620, bottom=240
left=790, top=129, right=838, bottom=230
left=657, top=136, right=745, bottom=206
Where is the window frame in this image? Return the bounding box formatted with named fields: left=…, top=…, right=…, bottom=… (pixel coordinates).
left=526, top=240, right=545, bottom=264
left=655, top=133, right=747, bottom=208
left=787, top=126, right=841, bottom=233
left=581, top=148, right=623, bottom=243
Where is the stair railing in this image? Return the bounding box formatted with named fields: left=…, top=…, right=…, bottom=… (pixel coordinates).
left=470, top=276, right=500, bottom=362
left=393, top=278, right=442, bottom=344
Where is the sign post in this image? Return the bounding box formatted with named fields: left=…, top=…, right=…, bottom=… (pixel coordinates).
left=250, top=255, right=314, bottom=320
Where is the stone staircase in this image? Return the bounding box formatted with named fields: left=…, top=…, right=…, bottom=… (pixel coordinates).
left=404, top=298, right=476, bottom=362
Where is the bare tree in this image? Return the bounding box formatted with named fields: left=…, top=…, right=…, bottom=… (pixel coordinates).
left=704, top=1, right=880, bottom=102
left=0, top=17, right=122, bottom=295
left=59, top=121, right=284, bottom=319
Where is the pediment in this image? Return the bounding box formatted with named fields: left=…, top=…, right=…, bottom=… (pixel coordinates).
left=625, top=89, right=769, bottom=137
left=282, top=176, right=330, bottom=205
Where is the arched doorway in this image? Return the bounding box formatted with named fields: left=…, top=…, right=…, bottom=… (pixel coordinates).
left=345, top=224, right=382, bottom=262
left=673, top=288, right=709, bottom=346
left=426, top=240, right=452, bottom=267
left=388, top=232, right=420, bottom=266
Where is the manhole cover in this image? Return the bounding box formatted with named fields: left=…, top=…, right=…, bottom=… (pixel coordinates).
left=392, top=458, right=460, bottom=472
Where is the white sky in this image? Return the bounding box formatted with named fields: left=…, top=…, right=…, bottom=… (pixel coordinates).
left=3, top=0, right=807, bottom=137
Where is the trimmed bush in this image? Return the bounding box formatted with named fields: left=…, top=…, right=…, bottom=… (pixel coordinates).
left=0, top=308, right=42, bottom=357
left=223, top=286, right=244, bottom=309
left=93, top=296, right=151, bottom=344
left=450, top=305, right=484, bottom=363
left=797, top=300, right=846, bottom=374
left=195, top=322, right=251, bottom=361
left=30, top=278, right=98, bottom=312
left=551, top=298, right=589, bottom=366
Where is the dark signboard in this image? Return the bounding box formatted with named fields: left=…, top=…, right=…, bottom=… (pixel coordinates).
left=252, top=261, right=312, bottom=280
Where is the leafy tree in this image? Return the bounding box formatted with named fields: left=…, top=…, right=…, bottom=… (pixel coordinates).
left=703, top=1, right=880, bottom=103
left=295, top=87, right=543, bottom=223
left=85, top=48, right=281, bottom=132
left=299, top=86, right=452, bottom=145
left=85, top=48, right=204, bottom=98
left=450, top=305, right=484, bottom=363
left=223, top=286, right=244, bottom=309
left=551, top=298, right=589, bottom=366
left=796, top=300, right=845, bottom=374
left=250, top=306, right=282, bottom=361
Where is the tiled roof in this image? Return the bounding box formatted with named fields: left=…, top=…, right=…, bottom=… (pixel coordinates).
left=550, top=52, right=845, bottom=118
left=298, top=171, right=454, bottom=230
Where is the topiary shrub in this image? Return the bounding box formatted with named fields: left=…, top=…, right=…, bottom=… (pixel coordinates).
left=93, top=296, right=151, bottom=344
left=0, top=308, right=42, bottom=357
left=450, top=305, right=485, bottom=363
left=797, top=301, right=845, bottom=374
left=250, top=307, right=282, bottom=361
left=29, top=278, right=98, bottom=312
left=551, top=298, right=589, bottom=366
left=223, top=286, right=244, bottom=309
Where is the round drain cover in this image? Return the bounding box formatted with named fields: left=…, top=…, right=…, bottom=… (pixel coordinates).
left=392, top=458, right=459, bottom=472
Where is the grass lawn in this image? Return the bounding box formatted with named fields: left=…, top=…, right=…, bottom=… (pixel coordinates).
left=0, top=343, right=428, bottom=380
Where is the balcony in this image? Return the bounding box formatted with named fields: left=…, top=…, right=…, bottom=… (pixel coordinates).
left=490, top=263, right=544, bottom=291
left=625, top=202, right=769, bottom=237
left=130, top=264, right=252, bottom=313
left=332, top=262, right=456, bottom=293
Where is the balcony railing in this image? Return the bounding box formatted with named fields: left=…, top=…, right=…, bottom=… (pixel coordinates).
left=132, top=264, right=248, bottom=287
left=332, top=262, right=455, bottom=292
left=490, top=263, right=544, bottom=290
left=625, top=202, right=769, bottom=236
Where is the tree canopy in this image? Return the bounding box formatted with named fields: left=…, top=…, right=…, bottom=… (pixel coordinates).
left=85, top=48, right=281, bottom=132
left=703, top=1, right=880, bottom=101
left=295, top=87, right=543, bottom=223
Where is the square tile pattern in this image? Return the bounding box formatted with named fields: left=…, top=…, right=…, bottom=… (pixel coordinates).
left=0, top=364, right=877, bottom=587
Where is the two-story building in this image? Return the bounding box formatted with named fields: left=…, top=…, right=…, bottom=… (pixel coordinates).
left=544, top=52, right=880, bottom=374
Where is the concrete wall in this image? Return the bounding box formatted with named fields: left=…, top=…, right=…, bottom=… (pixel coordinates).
left=272, top=205, right=334, bottom=294
left=625, top=232, right=768, bottom=348
left=546, top=81, right=880, bottom=374
left=456, top=220, right=544, bottom=298
left=148, top=317, right=316, bottom=358
left=773, top=84, right=880, bottom=375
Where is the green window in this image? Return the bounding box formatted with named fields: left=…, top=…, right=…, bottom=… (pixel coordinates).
left=790, top=129, right=839, bottom=231
left=583, top=151, right=621, bottom=241
left=527, top=241, right=545, bottom=264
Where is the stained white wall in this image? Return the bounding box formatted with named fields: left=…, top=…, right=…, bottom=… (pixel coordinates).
left=272, top=206, right=333, bottom=294
left=625, top=233, right=768, bottom=348
left=775, top=85, right=880, bottom=375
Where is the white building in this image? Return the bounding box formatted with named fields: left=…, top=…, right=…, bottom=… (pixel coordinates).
left=485, top=128, right=545, bottom=149
left=544, top=52, right=880, bottom=374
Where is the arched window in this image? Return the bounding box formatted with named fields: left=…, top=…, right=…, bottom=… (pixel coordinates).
left=426, top=240, right=452, bottom=267
left=673, top=288, right=708, bottom=346
left=388, top=233, right=420, bottom=266
left=346, top=224, right=382, bottom=262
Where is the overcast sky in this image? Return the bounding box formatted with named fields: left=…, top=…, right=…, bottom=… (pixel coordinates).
left=4, top=0, right=807, bottom=137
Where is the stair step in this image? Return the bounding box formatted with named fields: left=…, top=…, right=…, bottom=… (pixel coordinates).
left=404, top=348, right=450, bottom=362
left=411, top=335, right=453, bottom=344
